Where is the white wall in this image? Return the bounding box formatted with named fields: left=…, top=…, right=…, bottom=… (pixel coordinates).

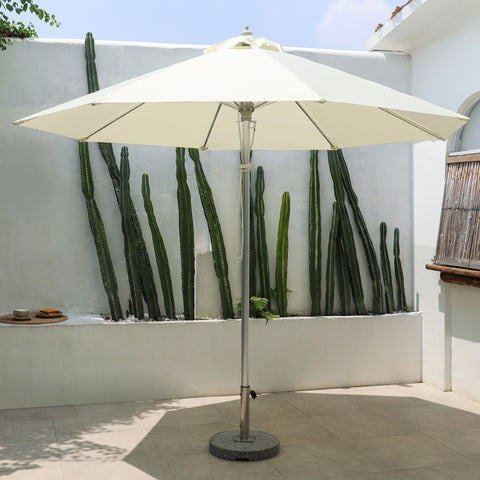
left=1, top=38, right=413, bottom=318
left=0, top=313, right=421, bottom=410
left=410, top=7, right=480, bottom=396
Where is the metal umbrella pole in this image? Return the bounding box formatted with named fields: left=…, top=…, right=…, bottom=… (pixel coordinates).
left=208, top=102, right=280, bottom=460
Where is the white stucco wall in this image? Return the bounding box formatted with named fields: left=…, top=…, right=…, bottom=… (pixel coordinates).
left=409, top=6, right=480, bottom=396
left=1, top=38, right=413, bottom=318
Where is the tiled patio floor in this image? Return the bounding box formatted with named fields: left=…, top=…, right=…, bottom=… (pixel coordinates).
left=2, top=383, right=480, bottom=479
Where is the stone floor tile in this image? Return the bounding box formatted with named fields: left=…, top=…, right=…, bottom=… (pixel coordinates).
left=162, top=452, right=284, bottom=480
left=267, top=440, right=379, bottom=479
left=385, top=460, right=480, bottom=479
left=148, top=421, right=237, bottom=457
left=0, top=419, right=56, bottom=445
left=61, top=459, right=175, bottom=480
left=312, top=409, right=416, bottom=442
left=426, top=427, right=480, bottom=459
left=346, top=432, right=464, bottom=470
left=389, top=404, right=480, bottom=432
left=215, top=393, right=303, bottom=422
left=0, top=440, right=61, bottom=471
left=0, top=466, right=64, bottom=480
left=252, top=413, right=336, bottom=446
left=57, top=427, right=153, bottom=463
left=153, top=404, right=230, bottom=426
left=0, top=405, right=78, bottom=424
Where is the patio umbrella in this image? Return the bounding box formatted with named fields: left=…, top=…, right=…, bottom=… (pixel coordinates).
left=14, top=27, right=468, bottom=461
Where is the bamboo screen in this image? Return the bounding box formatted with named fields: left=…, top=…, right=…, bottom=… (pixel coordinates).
left=434, top=153, right=480, bottom=270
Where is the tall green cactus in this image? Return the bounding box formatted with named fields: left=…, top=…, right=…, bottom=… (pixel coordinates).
left=142, top=174, right=175, bottom=319
left=394, top=227, right=408, bottom=311
left=84, top=32, right=161, bottom=320
left=276, top=192, right=290, bottom=317
left=188, top=148, right=233, bottom=319
left=176, top=147, right=195, bottom=320
left=328, top=152, right=366, bottom=315
left=255, top=166, right=270, bottom=305
left=380, top=222, right=395, bottom=313
left=335, top=149, right=384, bottom=314
left=79, top=142, right=122, bottom=321
left=309, top=150, right=322, bottom=316
left=120, top=148, right=144, bottom=319
left=336, top=234, right=351, bottom=316
left=325, top=202, right=339, bottom=316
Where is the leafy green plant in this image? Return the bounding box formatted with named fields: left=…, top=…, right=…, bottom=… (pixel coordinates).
left=189, top=148, right=234, bottom=319
left=1, top=0, right=59, bottom=50
left=250, top=296, right=279, bottom=321
left=142, top=173, right=175, bottom=319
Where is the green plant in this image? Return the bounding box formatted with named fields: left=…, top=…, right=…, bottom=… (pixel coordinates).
left=255, top=166, right=271, bottom=306
left=325, top=202, right=338, bottom=315
left=335, top=149, right=384, bottom=314
left=176, top=147, right=195, bottom=320
left=394, top=227, right=408, bottom=311
left=250, top=296, right=279, bottom=322
left=1, top=0, right=59, bottom=50
left=328, top=151, right=366, bottom=315
left=188, top=148, right=233, bottom=319
left=309, top=150, right=322, bottom=316
left=276, top=192, right=290, bottom=317
left=142, top=173, right=175, bottom=319
left=79, top=142, right=122, bottom=321
left=84, top=32, right=161, bottom=320
left=120, top=148, right=144, bottom=319
left=380, top=221, right=395, bottom=313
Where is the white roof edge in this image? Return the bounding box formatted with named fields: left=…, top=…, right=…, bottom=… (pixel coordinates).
left=365, top=0, right=428, bottom=52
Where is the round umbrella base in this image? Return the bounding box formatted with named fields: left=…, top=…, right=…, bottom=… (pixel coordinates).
left=209, top=429, right=279, bottom=461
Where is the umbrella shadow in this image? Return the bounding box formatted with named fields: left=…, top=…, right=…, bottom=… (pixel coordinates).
left=124, top=385, right=480, bottom=479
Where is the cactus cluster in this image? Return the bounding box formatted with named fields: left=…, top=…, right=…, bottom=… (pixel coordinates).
left=394, top=227, right=408, bottom=311
left=276, top=192, right=291, bottom=317
left=325, top=202, right=338, bottom=315
left=85, top=32, right=161, bottom=320
left=309, top=150, right=322, bottom=316
left=328, top=151, right=367, bottom=315
left=79, top=142, right=122, bottom=321
left=176, top=147, right=195, bottom=320
left=255, top=166, right=271, bottom=305
left=142, top=174, right=176, bottom=319
left=189, top=148, right=234, bottom=319
left=380, top=222, right=395, bottom=313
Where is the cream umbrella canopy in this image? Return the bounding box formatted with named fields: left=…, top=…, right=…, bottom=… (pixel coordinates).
left=15, top=28, right=468, bottom=461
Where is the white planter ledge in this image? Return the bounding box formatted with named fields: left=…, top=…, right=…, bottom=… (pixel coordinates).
left=0, top=312, right=422, bottom=410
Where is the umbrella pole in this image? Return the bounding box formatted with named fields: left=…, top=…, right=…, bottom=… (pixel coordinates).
left=239, top=103, right=253, bottom=443
left=209, top=103, right=279, bottom=461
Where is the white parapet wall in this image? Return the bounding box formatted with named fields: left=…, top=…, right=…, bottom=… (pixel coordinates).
left=0, top=312, right=422, bottom=410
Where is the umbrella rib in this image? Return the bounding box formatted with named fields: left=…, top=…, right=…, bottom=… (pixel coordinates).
left=201, top=103, right=223, bottom=150
left=79, top=103, right=145, bottom=141
left=295, top=101, right=338, bottom=150
left=379, top=107, right=446, bottom=140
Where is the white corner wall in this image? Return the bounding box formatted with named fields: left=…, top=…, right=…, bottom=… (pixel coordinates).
left=410, top=7, right=480, bottom=398
left=1, top=38, right=413, bottom=318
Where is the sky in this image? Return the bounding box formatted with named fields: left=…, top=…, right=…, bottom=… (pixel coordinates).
left=10, top=0, right=401, bottom=50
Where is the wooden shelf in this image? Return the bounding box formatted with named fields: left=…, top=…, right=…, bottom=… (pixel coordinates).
left=425, top=263, right=480, bottom=288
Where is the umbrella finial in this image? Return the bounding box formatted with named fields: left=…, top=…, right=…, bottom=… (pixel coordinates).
left=242, top=26, right=253, bottom=36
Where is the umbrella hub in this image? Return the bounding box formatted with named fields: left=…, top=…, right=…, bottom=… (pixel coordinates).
left=239, top=102, right=254, bottom=122
left=205, top=30, right=283, bottom=54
